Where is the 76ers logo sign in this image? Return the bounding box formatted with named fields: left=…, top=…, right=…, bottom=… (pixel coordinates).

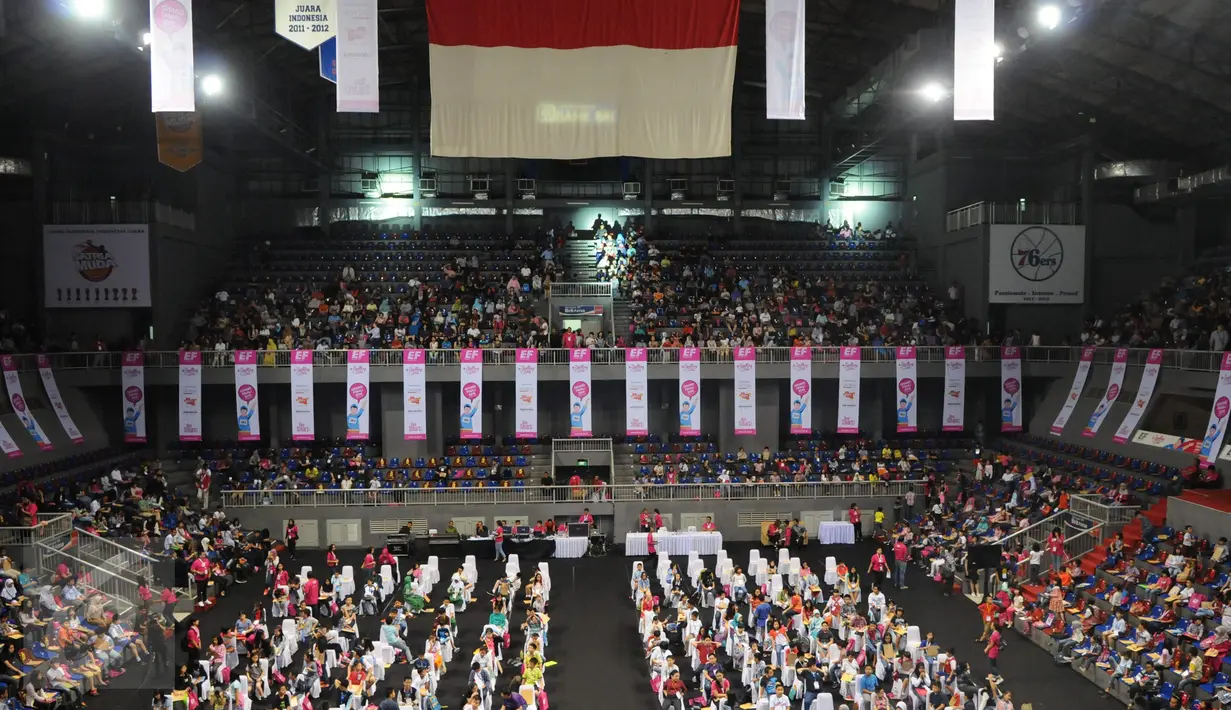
left=1010, top=226, right=1063, bottom=282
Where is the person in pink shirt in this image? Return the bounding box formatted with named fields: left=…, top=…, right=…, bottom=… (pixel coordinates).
left=867, top=547, right=889, bottom=589
left=378, top=546, right=397, bottom=568
left=578, top=508, right=594, bottom=527
left=848, top=504, right=863, bottom=542
left=701, top=516, right=717, bottom=532
left=326, top=544, right=339, bottom=570
left=190, top=552, right=212, bottom=607
left=302, top=573, right=321, bottom=609
left=892, top=537, right=911, bottom=589
left=361, top=547, right=377, bottom=582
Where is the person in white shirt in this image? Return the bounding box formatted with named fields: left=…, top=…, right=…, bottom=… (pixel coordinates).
left=866, top=586, right=887, bottom=623
left=767, top=684, right=791, bottom=709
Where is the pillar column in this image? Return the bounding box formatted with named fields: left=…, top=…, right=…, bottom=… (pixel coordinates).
left=411, top=78, right=423, bottom=231
left=643, top=159, right=654, bottom=232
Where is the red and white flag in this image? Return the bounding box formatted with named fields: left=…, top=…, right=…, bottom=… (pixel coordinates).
left=425, top=0, right=739, bottom=159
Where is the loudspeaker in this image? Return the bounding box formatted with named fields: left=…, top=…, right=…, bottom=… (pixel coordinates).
left=967, top=543, right=1002, bottom=570
left=568, top=522, right=590, bottom=538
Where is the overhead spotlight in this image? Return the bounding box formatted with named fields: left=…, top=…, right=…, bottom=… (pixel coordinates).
left=72, top=0, right=107, bottom=19
left=142, top=31, right=152, bottom=45
left=920, top=83, right=946, bottom=103
left=201, top=74, right=224, bottom=97
left=993, top=43, right=1005, bottom=62
left=1037, top=4, right=1062, bottom=30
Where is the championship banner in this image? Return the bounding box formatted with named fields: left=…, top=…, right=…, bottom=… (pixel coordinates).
left=155, top=113, right=203, bottom=172
left=150, top=0, right=195, bottom=113
left=514, top=349, right=538, bottom=439
left=403, top=349, right=427, bottom=441
left=1083, top=347, right=1128, bottom=438
left=1050, top=345, right=1095, bottom=435
left=788, top=347, right=811, bottom=435
left=1113, top=348, right=1164, bottom=444
left=953, top=0, right=995, bottom=121
left=336, top=0, right=380, bottom=113
left=1000, top=346, right=1023, bottom=432
left=942, top=346, right=966, bottom=432
left=178, top=350, right=203, bottom=442
left=626, top=347, right=649, bottom=437
left=275, top=0, right=336, bottom=50
left=35, top=355, right=84, bottom=444
left=121, top=351, right=147, bottom=443
left=0, top=420, right=20, bottom=458
left=765, top=0, right=805, bottom=120
left=837, top=346, right=861, bottom=434
left=678, top=347, right=702, bottom=436
left=895, top=346, right=918, bottom=433
left=459, top=349, right=483, bottom=440
left=291, top=350, right=316, bottom=441
left=567, top=349, right=592, bottom=437
left=43, top=224, right=152, bottom=308
left=733, top=347, right=756, bottom=435
left=1199, top=352, right=1231, bottom=466
left=233, top=350, right=260, bottom=442
left=1, top=356, right=53, bottom=451
left=345, top=350, right=370, bottom=440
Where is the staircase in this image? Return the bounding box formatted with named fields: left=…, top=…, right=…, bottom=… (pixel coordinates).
left=612, top=295, right=633, bottom=340
left=561, top=239, right=598, bottom=282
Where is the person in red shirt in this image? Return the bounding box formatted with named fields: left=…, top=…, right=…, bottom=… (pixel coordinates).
left=985, top=627, right=1002, bottom=677
left=1046, top=529, right=1066, bottom=572
left=653, top=509, right=664, bottom=530
left=532, top=521, right=546, bottom=535
left=638, top=509, right=651, bottom=532
left=361, top=547, right=377, bottom=582
left=302, top=573, right=321, bottom=609
left=867, top=547, right=889, bottom=589
left=892, top=537, right=910, bottom=589
left=494, top=523, right=507, bottom=562
left=326, top=544, right=339, bottom=569
left=185, top=618, right=202, bottom=665
left=578, top=509, right=594, bottom=527
left=849, top=504, right=863, bottom=542
left=190, top=552, right=212, bottom=607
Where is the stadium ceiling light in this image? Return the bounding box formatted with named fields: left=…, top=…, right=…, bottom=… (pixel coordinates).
left=920, top=83, right=946, bottom=103
left=72, top=0, right=107, bottom=19
left=142, top=31, right=152, bottom=46
left=1037, top=4, right=1062, bottom=30
left=201, top=74, right=224, bottom=97
left=993, top=42, right=1005, bottom=62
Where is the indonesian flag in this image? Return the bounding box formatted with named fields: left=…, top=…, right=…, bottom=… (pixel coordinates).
left=426, top=0, right=739, bottom=160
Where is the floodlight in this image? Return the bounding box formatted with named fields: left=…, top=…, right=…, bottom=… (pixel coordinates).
left=920, top=83, right=946, bottom=103
left=1037, top=4, right=1062, bottom=30
left=72, top=0, right=107, bottom=19
left=993, top=43, right=1005, bottom=61
left=142, top=31, right=152, bottom=45
left=201, top=74, right=224, bottom=97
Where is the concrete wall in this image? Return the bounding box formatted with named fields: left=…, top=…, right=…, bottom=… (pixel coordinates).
left=0, top=375, right=114, bottom=473
left=1164, top=496, right=1230, bottom=540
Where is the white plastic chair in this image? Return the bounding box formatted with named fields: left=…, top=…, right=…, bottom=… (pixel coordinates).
left=777, top=548, right=790, bottom=566
left=906, top=625, right=922, bottom=661
left=379, top=565, right=395, bottom=600
left=749, top=549, right=761, bottom=570
left=507, top=553, right=521, bottom=572
left=464, top=555, right=478, bottom=581
left=339, top=566, right=355, bottom=597
left=300, top=565, right=312, bottom=580
left=824, top=556, right=838, bottom=586
left=426, top=555, right=441, bottom=587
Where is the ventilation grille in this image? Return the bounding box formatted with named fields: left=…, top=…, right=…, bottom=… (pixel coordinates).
left=736, top=512, right=792, bottom=527
left=369, top=519, right=428, bottom=536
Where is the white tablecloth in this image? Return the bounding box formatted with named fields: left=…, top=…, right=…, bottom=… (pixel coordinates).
left=552, top=536, right=587, bottom=559
left=816, top=521, right=855, bottom=545
left=624, top=532, right=724, bottom=556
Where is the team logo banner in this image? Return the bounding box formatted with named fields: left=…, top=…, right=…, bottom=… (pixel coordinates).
left=568, top=349, right=592, bottom=437
left=43, top=225, right=152, bottom=308
left=150, top=0, right=195, bottom=112
left=459, top=349, right=483, bottom=440
left=275, top=0, right=336, bottom=50
left=121, top=351, right=147, bottom=443
left=788, top=347, right=812, bottom=435
left=178, top=350, right=203, bottom=441
left=989, top=225, right=1086, bottom=304
left=1084, top=347, right=1128, bottom=437
left=291, top=350, right=315, bottom=441
left=626, top=348, right=649, bottom=437
left=403, top=349, right=427, bottom=441
left=35, top=355, right=84, bottom=444
left=895, top=346, right=918, bottom=433
left=155, top=112, right=203, bottom=172
left=233, top=350, right=260, bottom=442
left=678, top=347, right=702, bottom=436
left=943, top=346, right=966, bottom=432
left=515, top=349, right=538, bottom=439
left=733, top=347, right=756, bottom=435
left=345, top=350, right=370, bottom=440
left=1000, top=346, right=1023, bottom=432
left=1114, top=348, right=1164, bottom=444
left=837, top=346, right=861, bottom=434
left=1050, top=346, right=1095, bottom=435
left=1199, top=352, right=1231, bottom=466
left=1, top=356, right=52, bottom=451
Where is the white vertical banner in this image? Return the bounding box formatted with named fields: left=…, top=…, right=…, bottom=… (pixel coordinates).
left=1000, top=346, right=1023, bottom=432
left=953, top=0, right=995, bottom=121
left=1083, top=347, right=1129, bottom=437
left=336, top=0, right=380, bottom=113
left=1200, top=352, right=1231, bottom=466
left=0, top=357, right=52, bottom=451
left=568, top=348, right=592, bottom=437
left=837, top=346, right=861, bottom=434
left=626, top=348, right=649, bottom=437
left=1050, top=345, right=1096, bottom=435
left=514, top=349, right=538, bottom=439
left=121, top=351, right=147, bottom=443
left=765, top=0, right=806, bottom=120
left=0, top=419, right=20, bottom=458
left=679, top=347, right=702, bottom=436
left=233, top=350, right=261, bottom=442
left=291, top=350, right=316, bottom=441
left=178, top=350, right=203, bottom=442
left=733, top=347, right=757, bottom=435
left=403, top=349, right=427, bottom=441
left=35, top=355, right=84, bottom=444
left=345, top=350, right=370, bottom=440
left=275, top=0, right=337, bottom=50
left=150, top=0, right=195, bottom=112
left=459, top=349, right=483, bottom=440
left=788, top=347, right=812, bottom=434
left=942, top=346, right=966, bottom=432
left=1113, top=348, right=1164, bottom=444
left=895, top=346, right=918, bottom=433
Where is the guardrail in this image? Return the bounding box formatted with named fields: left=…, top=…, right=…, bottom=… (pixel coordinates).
left=1069, top=494, right=1139, bottom=529
left=0, top=513, right=74, bottom=549
left=72, top=530, right=157, bottom=585
left=550, top=282, right=614, bottom=298
left=221, top=480, right=922, bottom=508
left=36, top=543, right=140, bottom=619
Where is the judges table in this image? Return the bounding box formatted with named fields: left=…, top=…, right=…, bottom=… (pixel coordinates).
left=460, top=536, right=586, bottom=560
left=816, top=521, right=856, bottom=545
left=624, top=531, right=723, bottom=556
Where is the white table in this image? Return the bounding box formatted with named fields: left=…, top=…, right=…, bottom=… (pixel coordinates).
left=552, top=536, right=587, bottom=559
left=624, top=531, right=724, bottom=556
left=816, top=521, right=855, bottom=545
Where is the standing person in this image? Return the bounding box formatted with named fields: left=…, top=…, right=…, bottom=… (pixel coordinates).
left=892, top=536, right=910, bottom=589
left=285, top=519, right=299, bottom=559
left=867, top=547, right=888, bottom=589
left=904, top=487, right=916, bottom=520
left=985, top=625, right=1002, bottom=681
left=849, top=504, right=863, bottom=542
left=185, top=618, right=202, bottom=665
left=493, top=521, right=506, bottom=562
left=190, top=552, right=212, bottom=608
left=196, top=465, right=212, bottom=509
left=1046, top=528, right=1065, bottom=572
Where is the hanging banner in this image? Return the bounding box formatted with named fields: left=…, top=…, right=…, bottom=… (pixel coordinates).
left=403, top=349, right=427, bottom=441
left=567, top=349, right=592, bottom=437
left=43, top=224, right=152, bottom=309
left=150, top=0, right=195, bottom=113
left=788, top=347, right=812, bottom=435
left=626, top=347, right=649, bottom=437
left=336, top=0, right=380, bottom=113
left=514, top=349, right=538, bottom=439
left=345, top=350, right=370, bottom=440
left=679, top=347, right=702, bottom=436
left=35, top=355, right=84, bottom=444
left=943, top=346, right=966, bottom=432
left=733, top=347, right=756, bottom=435
left=1083, top=347, right=1129, bottom=437
left=275, top=0, right=337, bottom=50
left=1, top=356, right=53, bottom=451
left=459, top=349, right=483, bottom=440
left=895, top=346, right=918, bottom=433
left=320, top=36, right=338, bottom=83
left=233, top=350, right=261, bottom=442
left=837, top=346, right=861, bottom=434
left=1199, top=352, right=1231, bottom=466
left=1113, top=348, right=1164, bottom=444
left=177, top=350, right=203, bottom=442
left=0, top=420, right=20, bottom=458
left=121, top=351, right=147, bottom=443
left=155, top=112, right=203, bottom=172
left=765, top=0, right=805, bottom=120
left=291, top=350, right=316, bottom=441
left=1050, top=345, right=1096, bottom=435
left=1000, top=346, right=1023, bottom=432
left=953, top=0, right=995, bottom=121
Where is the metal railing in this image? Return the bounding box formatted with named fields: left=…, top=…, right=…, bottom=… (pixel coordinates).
left=945, top=201, right=1080, bottom=232
left=550, top=282, right=614, bottom=298
left=999, top=510, right=1066, bottom=556
left=36, top=543, right=140, bottom=619
left=1063, top=521, right=1107, bottom=566
left=1069, top=495, right=1139, bottom=529
left=72, top=530, right=157, bottom=586
left=222, top=480, right=922, bottom=508
left=0, top=513, right=74, bottom=549
left=552, top=438, right=613, bottom=452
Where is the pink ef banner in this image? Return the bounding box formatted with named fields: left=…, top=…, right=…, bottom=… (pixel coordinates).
left=459, top=349, right=483, bottom=440
left=121, top=351, right=147, bottom=443
left=178, top=350, right=203, bottom=441
left=569, top=348, right=592, bottom=437
left=678, top=347, right=701, bottom=436
left=345, top=350, right=371, bottom=440
left=836, top=346, right=861, bottom=434
left=626, top=348, right=649, bottom=437
left=514, top=349, right=538, bottom=439
left=233, top=351, right=260, bottom=441
left=35, top=355, right=84, bottom=444
left=403, top=349, right=428, bottom=441
left=733, top=347, right=756, bottom=435
left=895, top=346, right=918, bottom=433
left=1000, top=346, right=1023, bottom=432
left=788, top=347, right=811, bottom=435
left=1, top=355, right=53, bottom=450
left=1083, top=347, right=1128, bottom=438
